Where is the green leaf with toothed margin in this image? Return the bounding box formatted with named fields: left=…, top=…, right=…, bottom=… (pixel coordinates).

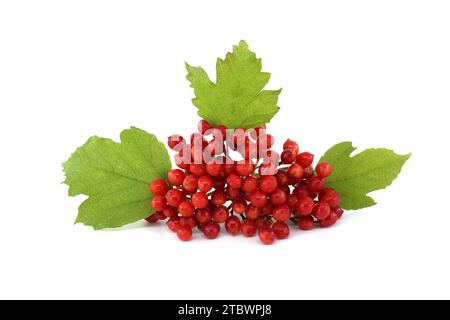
left=185, top=40, right=281, bottom=129
left=320, top=142, right=411, bottom=210
left=63, top=127, right=171, bottom=229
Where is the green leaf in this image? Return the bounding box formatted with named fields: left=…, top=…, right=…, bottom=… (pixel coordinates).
left=63, top=127, right=171, bottom=229
left=320, top=142, right=411, bottom=210
left=186, top=40, right=281, bottom=129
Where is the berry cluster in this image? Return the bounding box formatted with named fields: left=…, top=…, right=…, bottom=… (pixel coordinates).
left=147, top=120, right=344, bottom=244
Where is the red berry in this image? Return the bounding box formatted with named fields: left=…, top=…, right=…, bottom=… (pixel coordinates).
left=168, top=135, right=186, bottom=151
left=226, top=173, right=242, bottom=189
left=293, top=186, right=309, bottom=200
left=174, top=153, right=189, bottom=170
left=202, top=221, right=220, bottom=239
left=179, top=216, right=197, bottom=229
left=162, top=206, right=178, bottom=218
left=296, top=152, right=314, bottom=168
left=319, top=211, right=338, bottom=228
left=272, top=204, right=291, bottom=222
left=262, top=204, right=274, bottom=215
left=303, top=165, right=314, bottom=179
left=178, top=200, right=195, bottom=217
left=191, top=192, right=209, bottom=208
left=242, top=176, right=258, bottom=193
left=235, top=161, right=255, bottom=176
left=241, top=219, right=257, bottom=237
left=189, top=164, right=207, bottom=177
left=250, top=190, right=268, bottom=208
left=198, top=119, right=211, bottom=135
left=316, top=162, right=333, bottom=178
left=259, top=175, right=277, bottom=193
left=226, top=187, right=241, bottom=200
left=195, top=208, right=212, bottom=224
left=211, top=190, right=227, bottom=206
left=286, top=194, right=299, bottom=211
left=167, top=217, right=181, bottom=232
left=295, top=197, right=315, bottom=216
left=205, top=161, right=223, bottom=176
left=280, top=149, right=296, bottom=164
left=151, top=195, right=166, bottom=211
left=150, top=179, right=170, bottom=196
left=258, top=227, right=274, bottom=245
left=223, top=162, right=236, bottom=175
left=165, top=189, right=185, bottom=207
left=167, top=169, right=185, bottom=186
left=272, top=221, right=290, bottom=239
left=214, top=176, right=226, bottom=189
left=283, top=139, right=299, bottom=155
left=232, top=198, right=247, bottom=214
left=145, top=214, right=159, bottom=223
left=308, top=176, right=326, bottom=193
left=275, top=171, right=289, bottom=186
left=333, top=207, right=344, bottom=218
left=213, top=206, right=229, bottom=223
left=225, top=216, right=241, bottom=235
left=246, top=205, right=261, bottom=220
left=177, top=226, right=192, bottom=241
left=319, top=188, right=341, bottom=208
left=198, top=175, right=214, bottom=193
left=313, top=202, right=331, bottom=220
left=182, top=175, right=198, bottom=194
left=287, top=163, right=304, bottom=180
left=269, top=188, right=287, bottom=206
left=298, top=216, right=314, bottom=230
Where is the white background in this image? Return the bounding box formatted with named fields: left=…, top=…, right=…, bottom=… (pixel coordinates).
left=1, top=0, right=449, bottom=300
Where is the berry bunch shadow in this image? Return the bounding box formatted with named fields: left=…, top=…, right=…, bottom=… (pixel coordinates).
left=147, top=120, right=344, bottom=245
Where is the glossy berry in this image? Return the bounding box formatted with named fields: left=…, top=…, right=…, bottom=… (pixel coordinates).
left=308, top=176, right=326, bottom=193
left=182, top=175, right=198, bottom=194
left=167, top=135, right=186, bottom=151
left=283, top=139, right=299, bottom=155
left=235, top=161, right=255, bottom=176
left=191, top=192, right=209, bottom=208
left=151, top=195, right=166, bottom=211
left=275, top=171, right=289, bottom=186
left=150, top=179, right=170, bottom=196
left=226, top=173, right=242, bottom=189
left=298, top=216, right=314, bottom=230
left=162, top=206, right=178, bottom=218
left=295, top=152, right=314, bottom=168
left=179, top=216, right=197, bottom=229
left=272, top=204, right=291, bottom=222
left=226, top=187, right=241, bottom=200
left=195, top=208, right=212, bottom=224
left=241, top=219, right=257, bottom=237
left=286, top=194, right=299, bottom=211
left=165, top=189, right=185, bottom=207
left=269, top=188, right=287, bottom=206
left=295, top=197, right=315, bottom=216
left=259, top=175, right=278, bottom=193
left=178, top=200, right=195, bottom=217
left=189, top=164, right=207, bottom=177
left=334, top=207, right=344, bottom=218
left=316, top=161, right=333, bottom=178
left=319, top=211, right=338, bottom=228
left=167, top=217, right=181, bottom=232
left=258, top=227, right=274, bottom=245
left=198, top=175, right=214, bottom=193
left=319, top=189, right=341, bottom=208
left=213, top=206, right=229, bottom=223
left=225, top=216, right=241, bottom=235
left=205, top=161, right=223, bottom=176
left=232, top=198, right=247, bottom=214
left=272, top=221, right=290, bottom=239
left=167, top=169, right=185, bottom=186
left=280, top=149, right=296, bottom=164
left=202, top=221, right=220, bottom=239
left=287, top=163, right=304, bottom=180
left=250, top=190, right=268, bottom=208
left=211, top=190, right=227, bottom=206
left=246, top=205, right=261, bottom=220
left=313, top=202, right=331, bottom=220
left=145, top=214, right=159, bottom=223
left=176, top=226, right=192, bottom=241
left=242, top=176, right=258, bottom=193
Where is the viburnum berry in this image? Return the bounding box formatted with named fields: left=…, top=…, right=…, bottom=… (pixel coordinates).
left=242, top=176, right=258, bottom=193
left=163, top=206, right=178, bottom=218
left=232, top=198, right=247, bottom=214
left=211, top=189, right=227, bottom=206
left=150, top=179, right=170, bottom=196
left=213, top=176, right=226, bottom=189
left=241, top=219, right=257, bottom=237
left=250, top=190, right=268, bottom=208
left=258, top=226, right=274, bottom=245
left=195, top=208, right=212, bottom=224
left=280, top=149, right=296, bottom=164
left=190, top=164, right=207, bottom=177
left=272, top=204, right=291, bottom=222
left=298, top=216, right=314, bottom=230
left=165, top=189, right=185, bottom=207
left=167, top=169, right=185, bottom=186
left=319, top=211, right=338, bottom=228
left=283, top=139, right=299, bottom=155
left=151, top=195, right=166, bottom=211
left=191, top=192, right=209, bottom=208
left=235, top=160, right=255, bottom=176
left=225, top=216, right=241, bottom=235
left=167, top=134, right=186, bottom=151
left=176, top=226, right=192, bottom=241
left=319, top=188, right=341, bottom=208
left=223, top=162, right=236, bottom=175
left=269, top=188, right=287, bottom=206
left=275, top=170, right=289, bottom=186
left=307, top=176, right=326, bottom=193
left=202, top=221, right=220, bottom=239
left=316, top=161, right=333, bottom=178
left=178, top=200, right=195, bottom=217
left=226, top=173, right=242, bottom=189
left=145, top=214, right=159, bottom=223
left=259, top=175, right=277, bottom=193
left=205, top=160, right=223, bottom=176
left=262, top=203, right=273, bottom=216
left=287, top=163, right=304, bottom=180
left=246, top=205, right=261, bottom=220
left=182, top=175, right=198, bottom=194
left=213, top=206, right=229, bottom=223
left=179, top=216, right=197, bottom=229
left=198, top=175, right=214, bottom=192
left=286, top=194, right=298, bottom=211
left=313, top=202, right=331, bottom=220
left=295, top=152, right=314, bottom=168
left=333, top=207, right=344, bottom=218
left=295, top=197, right=315, bottom=216
left=272, top=221, right=290, bottom=239
left=166, top=217, right=181, bottom=232
left=226, top=187, right=241, bottom=200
